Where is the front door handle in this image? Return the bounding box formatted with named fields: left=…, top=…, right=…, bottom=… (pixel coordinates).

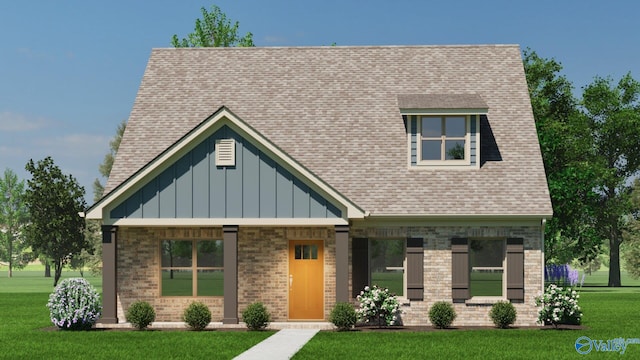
left=289, top=274, right=293, bottom=289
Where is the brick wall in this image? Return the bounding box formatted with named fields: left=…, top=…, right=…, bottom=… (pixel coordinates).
left=114, top=224, right=542, bottom=325
left=350, top=225, right=543, bottom=327
left=116, top=227, right=224, bottom=322
left=236, top=227, right=336, bottom=321
left=115, top=226, right=335, bottom=322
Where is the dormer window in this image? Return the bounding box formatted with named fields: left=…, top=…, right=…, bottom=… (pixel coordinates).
left=420, top=115, right=469, bottom=163
left=399, top=94, right=487, bottom=169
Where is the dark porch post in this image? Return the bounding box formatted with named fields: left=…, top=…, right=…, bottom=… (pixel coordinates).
left=100, top=225, right=118, bottom=324
left=222, top=225, right=239, bottom=324
left=335, top=225, right=350, bottom=302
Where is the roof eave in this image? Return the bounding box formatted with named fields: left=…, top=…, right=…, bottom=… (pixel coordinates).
left=86, top=106, right=366, bottom=221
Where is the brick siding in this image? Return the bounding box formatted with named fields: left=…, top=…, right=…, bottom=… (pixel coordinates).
left=114, top=224, right=542, bottom=326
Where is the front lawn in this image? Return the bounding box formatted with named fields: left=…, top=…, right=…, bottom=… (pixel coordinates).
left=0, top=269, right=102, bottom=293
left=0, top=292, right=272, bottom=360
left=2, top=267, right=639, bottom=359
left=0, top=269, right=269, bottom=360
left=295, top=291, right=640, bottom=359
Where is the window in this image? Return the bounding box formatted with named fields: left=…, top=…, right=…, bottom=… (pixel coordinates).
left=353, top=238, right=424, bottom=300
left=161, top=240, right=223, bottom=296
left=295, top=244, right=318, bottom=259
left=451, top=237, right=524, bottom=302
left=419, top=115, right=469, bottom=163
left=469, top=239, right=505, bottom=297
left=370, top=239, right=405, bottom=297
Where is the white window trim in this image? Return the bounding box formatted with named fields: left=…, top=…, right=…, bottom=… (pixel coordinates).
left=417, top=115, right=471, bottom=165
left=404, top=113, right=481, bottom=170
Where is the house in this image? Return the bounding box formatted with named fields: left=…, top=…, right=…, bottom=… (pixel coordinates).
left=86, top=45, right=552, bottom=326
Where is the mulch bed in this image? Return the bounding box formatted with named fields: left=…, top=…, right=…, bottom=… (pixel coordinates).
left=41, top=326, right=253, bottom=332
left=41, top=324, right=586, bottom=332
left=343, top=324, right=586, bottom=332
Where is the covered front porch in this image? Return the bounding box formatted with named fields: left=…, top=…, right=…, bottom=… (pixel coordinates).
left=99, top=225, right=351, bottom=324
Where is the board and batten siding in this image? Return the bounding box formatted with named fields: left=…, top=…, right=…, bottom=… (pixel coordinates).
left=110, top=125, right=342, bottom=219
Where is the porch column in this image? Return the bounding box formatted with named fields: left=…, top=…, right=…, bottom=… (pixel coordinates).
left=222, top=225, right=239, bottom=324
left=335, top=225, right=350, bottom=302
left=100, top=225, right=118, bottom=324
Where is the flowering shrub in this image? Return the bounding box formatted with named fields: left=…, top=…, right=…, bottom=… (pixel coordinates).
left=534, top=284, right=582, bottom=328
left=544, top=264, right=584, bottom=287
left=356, top=285, right=401, bottom=327
left=47, top=278, right=101, bottom=330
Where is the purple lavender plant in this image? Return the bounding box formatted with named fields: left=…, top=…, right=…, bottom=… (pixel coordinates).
left=544, top=264, right=579, bottom=287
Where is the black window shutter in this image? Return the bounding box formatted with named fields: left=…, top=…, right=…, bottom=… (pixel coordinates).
left=352, top=238, right=369, bottom=298
left=451, top=238, right=469, bottom=302
left=406, top=238, right=424, bottom=300
left=506, top=238, right=525, bottom=302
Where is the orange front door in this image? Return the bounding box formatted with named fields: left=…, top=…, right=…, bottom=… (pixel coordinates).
left=288, top=240, right=324, bottom=320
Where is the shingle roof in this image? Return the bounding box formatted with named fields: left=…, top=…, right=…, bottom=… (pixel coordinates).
left=397, top=93, right=488, bottom=110
left=105, top=45, right=552, bottom=217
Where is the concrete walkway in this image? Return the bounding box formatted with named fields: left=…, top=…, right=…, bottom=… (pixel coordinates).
left=233, top=329, right=320, bottom=360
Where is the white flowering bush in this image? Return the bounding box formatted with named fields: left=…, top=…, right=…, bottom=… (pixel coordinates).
left=47, top=278, right=102, bottom=330
left=356, top=285, right=401, bottom=327
left=534, top=283, right=582, bottom=328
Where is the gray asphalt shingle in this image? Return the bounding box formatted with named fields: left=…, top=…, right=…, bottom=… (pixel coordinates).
left=105, top=45, right=552, bottom=217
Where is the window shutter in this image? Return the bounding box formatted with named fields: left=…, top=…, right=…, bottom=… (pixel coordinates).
left=352, top=238, right=369, bottom=298
left=215, top=139, right=236, bottom=166
left=406, top=238, right=424, bottom=300
left=506, top=238, right=524, bottom=302
left=451, top=238, right=469, bottom=302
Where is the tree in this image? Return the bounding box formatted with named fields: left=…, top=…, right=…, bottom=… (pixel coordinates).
left=24, top=157, right=90, bottom=286
left=86, top=120, right=127, bottom=276
left=582, top=74, right=640, bottom=286
left=171, top=5, right=254, bottom=48
left=622, top=178, right=640, bottom=279
left=93, top=120, right=126, bottom=202
left=0, top=168, right=31, bottom=277
left=523, top=50, right=602, bottom=264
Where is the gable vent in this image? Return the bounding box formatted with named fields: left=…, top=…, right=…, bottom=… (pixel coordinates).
left=215, top=139, right=236, bottom=166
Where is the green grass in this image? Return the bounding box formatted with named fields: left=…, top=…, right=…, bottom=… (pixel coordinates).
left=296, top=290, right=640, bottom=359
left=161, top=270, right=224, bottom=296
left=581, top=269, right=640, bottom=287
left=0, top=271, right=271, bottom=359
left=470, top=271, right=502, bottom=296
left=0, top=269, right=102, bottom=293
left=371, top=272, right=403, bottom=296
left=0, top=292, right=272, bottom=360
left=3, top=268, right=640, bottom=359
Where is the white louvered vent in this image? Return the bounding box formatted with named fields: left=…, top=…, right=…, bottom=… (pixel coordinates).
left=215, top=139, right=236, bottom=166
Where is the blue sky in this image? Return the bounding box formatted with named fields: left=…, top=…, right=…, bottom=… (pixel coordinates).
left=1, top=0, right=638, bottom=202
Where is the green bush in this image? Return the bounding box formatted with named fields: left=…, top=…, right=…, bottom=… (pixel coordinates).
left=489, top=301, right=517, bottom=328
left=428, top=301, right=456, bottom=329
left=242, top=302, right=271, bottom=330
left=126, top=301, right=156, bottom=330
left=183, top=302, right=212, bottom=331
left=330, top=302, right=357, bottom=331
left=47, top=278, right=102, bottom=330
